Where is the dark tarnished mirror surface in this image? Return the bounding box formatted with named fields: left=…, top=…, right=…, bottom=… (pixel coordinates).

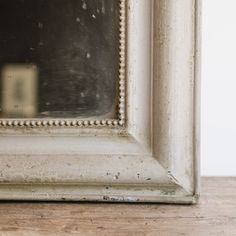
left=0, top=0, right=120, bottom=119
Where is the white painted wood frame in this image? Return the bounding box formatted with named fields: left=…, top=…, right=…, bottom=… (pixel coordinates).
left=0, top=0, right=201, bottom=203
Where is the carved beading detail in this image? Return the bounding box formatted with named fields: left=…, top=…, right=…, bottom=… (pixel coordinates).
left=0, top=0, right=127, bottom=128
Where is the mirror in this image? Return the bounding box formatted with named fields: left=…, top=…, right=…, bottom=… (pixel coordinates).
left=0, top=0, right=120, bottom=119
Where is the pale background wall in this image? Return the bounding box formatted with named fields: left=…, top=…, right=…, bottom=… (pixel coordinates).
left=202, top=0, right=236, bottom=176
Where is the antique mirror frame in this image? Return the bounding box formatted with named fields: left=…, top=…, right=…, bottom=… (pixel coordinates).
left=0, top=0, right=201, bottom=203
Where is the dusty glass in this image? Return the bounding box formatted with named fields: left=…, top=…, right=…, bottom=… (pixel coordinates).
left=0, top=0, right=120, bottom=119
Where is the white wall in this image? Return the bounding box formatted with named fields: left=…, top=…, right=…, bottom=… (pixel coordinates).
left=202, top=0, right=236, bottom=176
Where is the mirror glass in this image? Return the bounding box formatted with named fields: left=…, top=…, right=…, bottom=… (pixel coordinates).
left=0, top=0, right=120, bottom=119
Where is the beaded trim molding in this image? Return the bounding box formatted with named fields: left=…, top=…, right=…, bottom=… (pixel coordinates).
left=0, top=0, right=126, bottom=128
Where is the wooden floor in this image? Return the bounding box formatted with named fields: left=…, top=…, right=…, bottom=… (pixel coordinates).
left=0, top=177, right=235, bottom=236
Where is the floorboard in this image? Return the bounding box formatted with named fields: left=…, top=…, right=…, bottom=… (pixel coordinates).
left=0, top=177, right=235, bottom=236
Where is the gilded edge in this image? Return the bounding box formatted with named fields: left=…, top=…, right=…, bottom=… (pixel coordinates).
left=0, top=0, right=127, bottom=128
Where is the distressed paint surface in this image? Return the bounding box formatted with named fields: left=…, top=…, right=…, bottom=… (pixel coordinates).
left=0, top=0, right=201, bottom=203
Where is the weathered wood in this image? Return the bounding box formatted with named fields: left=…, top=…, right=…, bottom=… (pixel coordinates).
left=0, top=178, right=235, bottom=236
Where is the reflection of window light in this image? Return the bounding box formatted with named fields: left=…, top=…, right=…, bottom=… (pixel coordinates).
left=1, top=64, right=38, bottom=118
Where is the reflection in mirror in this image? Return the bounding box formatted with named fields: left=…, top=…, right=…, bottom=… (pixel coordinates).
left=0, top=0, right=120, bottom=119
